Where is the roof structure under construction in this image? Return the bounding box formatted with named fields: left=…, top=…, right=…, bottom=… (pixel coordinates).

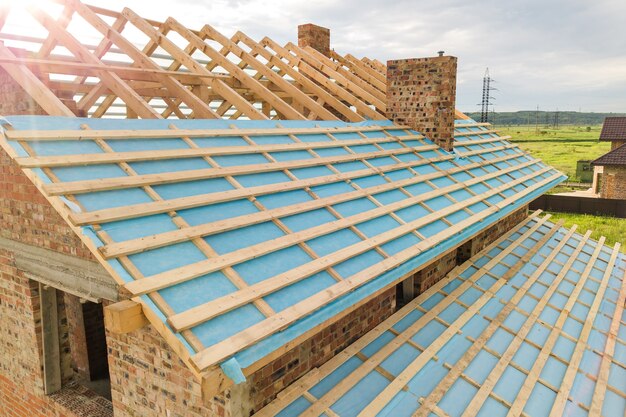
left=258, top=212, right=626, bottom=417
left=0, top=115, right=565, bottom=380
left=0, top=1, right=623, bottom=416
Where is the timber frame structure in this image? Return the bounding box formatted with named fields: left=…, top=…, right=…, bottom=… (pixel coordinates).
left=0, top=0, right=400, bottom=122
left=1, top=2, right=624, bottom=417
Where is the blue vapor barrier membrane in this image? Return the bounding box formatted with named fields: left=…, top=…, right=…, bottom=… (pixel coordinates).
left=264, top=217, right=626, bottom=416
left=1, top=115, right=568, bottom=381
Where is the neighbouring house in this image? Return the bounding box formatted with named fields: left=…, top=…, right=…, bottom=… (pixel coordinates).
left=592, top=117, right=626, bottom=198
left=0, top=2, right=624, bottom=417
left=592, top=144, right=626, bottom=199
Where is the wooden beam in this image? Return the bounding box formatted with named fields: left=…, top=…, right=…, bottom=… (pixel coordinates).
left=0, top=44, right=75, bottom=117
left=420, top=227, right=587, bottom=417
left=27, top=6, right=161, bottom=119
left=549, top=242, right=621, bottom=416
left=69, top=0, right=220, bottom=119
left=16, top=134, right=424, bottom=168
left=261, top=37, right=385, bottom=121
left=254, top=213, right=547, bottom=417
left=40, top=283, right=62, bottom=395
left=71, top=152, right=461, bottom=227
left=588, top=261, right=626, bottom=415
left=103, top=299, right=149, bottom=334
left=5, top=125, right=399, bottom=141
left=122, top=9, right=265, bottom=121
left=234, top=31, right=363, bottom=123
left=200, top=24, right=337, bottom=121
left=190, top=173, right=561, bottom=371
left=41, top=146, right=424, bottom=196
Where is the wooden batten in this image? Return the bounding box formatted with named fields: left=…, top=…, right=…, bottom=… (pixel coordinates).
left=104, top=299, right=149, bottom=334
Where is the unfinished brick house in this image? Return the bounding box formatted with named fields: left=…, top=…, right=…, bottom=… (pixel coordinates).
left=592, top=117, right=626, bottom=199
left=0, top=2, right=624, bottom=417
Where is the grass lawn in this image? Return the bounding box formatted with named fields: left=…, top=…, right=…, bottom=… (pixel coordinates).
left=546, top=211, right=626, bottom=249
left=496, top=125, right=609, bottom=181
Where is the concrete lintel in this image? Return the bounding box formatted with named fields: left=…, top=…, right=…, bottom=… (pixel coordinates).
left=0, top=236, right=118, bottom=302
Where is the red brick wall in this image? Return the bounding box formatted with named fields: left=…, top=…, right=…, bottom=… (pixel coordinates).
left=600, top=166, right=626, bottom=199
left=386, top=56, right=457, bottom=151
left=106, top=325, right=230, bottom=417
left=412, top=248, right=459, bottom=294
left=0, top=67, right=46, bottom=116
left=248, top=287, right=396, bottom=413
left=0, top=84, right=110, bottom=416
left=0, top=248, right=113, bottom=416
left=457, top=206, right=529, bottom=262
left=0, top=146, right=94, bottom=260
left=298, top=24, right=331, bottom=57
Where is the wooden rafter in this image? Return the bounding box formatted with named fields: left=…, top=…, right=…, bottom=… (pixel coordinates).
left=0, top=0, right=400, bottom=122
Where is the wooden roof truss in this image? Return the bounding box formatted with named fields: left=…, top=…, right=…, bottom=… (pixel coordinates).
left=0, top=0, right=390, bottom=121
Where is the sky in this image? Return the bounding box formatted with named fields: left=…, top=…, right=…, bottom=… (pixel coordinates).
left=13, top=0, right=626, bottom=112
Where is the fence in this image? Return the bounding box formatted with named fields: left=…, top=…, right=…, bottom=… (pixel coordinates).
left=530, top=195, right=626, bottom=218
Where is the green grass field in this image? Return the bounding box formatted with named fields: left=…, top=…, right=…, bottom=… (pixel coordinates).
left=546, top=211, right=626, bottom=249
left=497, top=125, right=609, bottom=181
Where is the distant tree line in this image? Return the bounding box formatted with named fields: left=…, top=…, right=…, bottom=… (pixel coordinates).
left=462, top=111, right=626, bottom=126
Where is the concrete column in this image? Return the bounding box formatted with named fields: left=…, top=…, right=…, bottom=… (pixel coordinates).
left=298, top=23, right=330, bottom=57
left=386, top=55, right=457, bottom=151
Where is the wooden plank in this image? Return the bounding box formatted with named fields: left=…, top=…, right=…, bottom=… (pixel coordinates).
left=70, top=152, right=461, bottom=226
left=16, top=134, right=425, bottom=168
left=121, top=8, right=265, bottom=121
left=588, top=262, right=626, bottom=416
left=0, top=43, right=75, bottom=117
left=40, top=283, right=62, bottom=395
left=28, top=6, right=161, bottom=120
left=190, top=173, right=561, bottom=371
left=200, top=24, right=337, bottom=121
left=261, top=37, right=385, bottom=121
left=454, top=144, right=518, bottom=157
left=166, top=17, right=305, bottom=120
left=435, top=229, right=591, bottom=417
left=301, top=216, right=556, bottom=417
left=104, top=299, right=149, bottom=334
left=103, top=157, right=538, bottom=259
left=454, top=136, right=512, bottom=146
left=234, top=31, right=363, bottom=123
left=68, top=0, right=220, bottom=119
left=0, top=236, right=118, bottom=302
left=123, top=161, right=542, bottom=300
left=454, top=122, right=491, bottom=129
left=5, top=124, right=400, bottom=141
left=41, top=146, right=427, bottom=196
left=361, top=220, right=569, bottom=417
left=549, top=243, right=622, bottom=416
left=454, top=129, right=495, bottom=137
left=252, top=213, right=542, bottom=417
left=288, top=43, right=386, bottom=111
left=506, top=237, right=605, bottom=417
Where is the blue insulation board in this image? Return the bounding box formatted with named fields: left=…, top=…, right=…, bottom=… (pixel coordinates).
left=269, top=217, right=626, bottom=416
left=1, top=115, right=567, bottom=376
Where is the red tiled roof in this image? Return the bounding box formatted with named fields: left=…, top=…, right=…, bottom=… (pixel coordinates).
left=592, top=143, right=626, bottom=166
left=599, top=117, right=626, bottom=141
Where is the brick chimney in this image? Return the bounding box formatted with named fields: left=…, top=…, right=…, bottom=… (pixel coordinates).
left=298, top=23, right=331, bottom=57
left=386, top=55, right=457, bottom=151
